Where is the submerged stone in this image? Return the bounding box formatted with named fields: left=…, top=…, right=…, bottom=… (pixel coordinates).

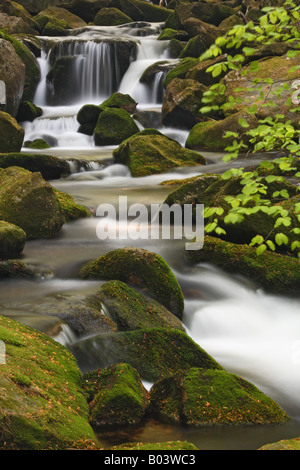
left=149, top=368, right=289, bottom=425
left=78, top=247, right=185, bottom=319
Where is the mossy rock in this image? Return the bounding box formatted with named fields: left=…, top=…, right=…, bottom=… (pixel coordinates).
left=94, top=107, right=140, bottom=146
left=0, top=30, right=40, bottom=102
left=53, top=188, right=91, bottom=222
left=0, top=221, right=26, bottom=259
left=186, top=54, right=228, bottom=86
left=132, top=0, right=172, bottom=22
left=78, top=247, right=184, bottom=319
left=158, top=28, right=189, bottom=41
left=46, top=56, right=78, bottom=105
left=164, top=174, right=221, bottom=207
left=163, top=57, right=199, bottom=88
left=0, top=111, right=24, bottom=152
left=93, top=7, right=133, bottom=25
left=98, top=280, right=185, bottom=332
left=258, top=437, right=300, bottom=450
left=83, top=363, right=149, bottom=426
left=185, top=236, right=300, bottom=295
left=0, top=166, right=64, bottom=239
left=23, top=139, right=51, bottom=149
left=0, top=314, right=97, bottom=449
left=34, top=7, right=87, bottom=35
left=100, top=92, right=137, bottom=114
left=0, top=153, right=70, bottom=180
left=185, top=111, right=260, bottom=151
left=71, top=327, right=223, bottom=382
left=113, top=130, right=206, bottom=177
left=149, top=368, right=289, bottom=425
left=111, top=441, right=199, bottom=450
left=0, top=260, right=52, bottom=279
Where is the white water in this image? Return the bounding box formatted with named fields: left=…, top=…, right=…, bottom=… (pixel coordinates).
left=6, top=20, right=300, bottom=448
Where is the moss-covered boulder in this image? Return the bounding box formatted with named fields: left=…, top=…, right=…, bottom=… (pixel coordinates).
left=0, top=166, right=64, bottom=239
left=0, top=38, right=25, bottom=117
left=34, top=7, right=86, bottom=35
left=23, top=139, right=51, bottom=149
left=0, top=0, right=40, bottom=34
left=0, top=111, right=24, bottom=152
left=222, top=55, right=300, bottom=127
left=0, top=30, right=40, bottom=103
left=185, top=236, right=300, bottom=295
left=98, top=280, right=185, bottom=331
left=162, top=78, right=207, bottom=129
left=158, top=28, right=189, bottom=42
left=0, top=314, right=98, bottom=450
left=185, top=111, right=260, bottom=151
left=0, top=221, right=26, bottom=259
left=186, top=54, right=228, bottom=86
left=0, top=260, right=52, bottom=279
left=83, top=363, right=149, bottom=426
left=93, top=7, right=133, bottom=25
left=164, top=174, right=221, bottom=207
left=71, top=328, right=223, bottom=381
left=113, top=130, right=206, bottom=177
left=54, top=188, right=90, bottom=222
left=94, top=107, right=140, bottom=146
left=179, top=22, right=220, bottom=58
left=0, top=153, right=70, bottom=180
left=163, top=57, right=199, bottom=88
left=79, top=247, right=184, bottom=319
left=16, top=100, right=42, bottom=122
left=149, top=368, right=289, bottom=425
left=100, top=92, right=137, bottom=114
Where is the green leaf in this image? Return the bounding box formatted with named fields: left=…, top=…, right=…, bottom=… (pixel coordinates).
left=256, top=244, right=267, bottom=255
left=275, top=233, right=289, bottom=246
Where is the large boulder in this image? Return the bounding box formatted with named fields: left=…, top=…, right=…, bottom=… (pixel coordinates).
left=71, top=328, right=223, bottom=381
left=0, top=166, right=64, bottom=239
left=34, top=6, right=87, bottom=35
left=79, top=247, right=185, bottom=319
left=0, top=314, right=97, bottom=449
left=162, top=78, right=207, bottom=129
left=0, top=12, right=37, bottom=35
left=0, top=111, right=24, bottom=152
left=98, top=280, right=185, bottom=331
left=222, top=55, right=300, bottom=127
left=0, top=152, right=70, bottom=180
left=0, top=0, right=40, bottom=33
left=94, top=107, right=140, bottom=146
left=0, top=39, right=25, bottom=117
left=149, top=368, right=289, bottom=425
left=0, top=221, right=26, bottom=259
left=83, top=363, right=149, bottom=426
left=93, top=7, right=133, bottom=25
left=113, top=129, right=206, bottom=177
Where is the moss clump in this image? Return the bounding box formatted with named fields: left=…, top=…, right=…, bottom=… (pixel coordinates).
left=0, top=221, right=26, bottom=259
left=113, top=131, right=206, bottom=177
left=78, top=247, right=184, bottom=319
left=111, top=441, right=199, bottom=450
left=94, top=107, right=140, bottom=146
left=149, top=368, right=289, bottom=425
left=24, top=139, right=50, bottom=149
left=185, top=236, right=300, bottom=295
left=0, top=166, right=64, bottom=239
left=71, top=328, right=223, bottom=382
left=98, top=280, right=185, bottom=332
left=83, top=363, right=149, bottom=426
left=0, top=315, right=98, bottom=449
left=53, top=188, right=90, bottom=222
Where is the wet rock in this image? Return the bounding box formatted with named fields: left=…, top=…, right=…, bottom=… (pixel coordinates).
left=98, top=280, right=185, bottom=331
left=179, top=20, right=220, bottom=56
left=0, top=221, right=26, bottom=259
left=162, top=78, right=207, bottom=129
left=0, top=39, right=25, bottom=117
left=94, top=107, right=140, bottom=146
left=113, top=129, right=206, bottom=177
left=34, top=6, right=87, bottom=35
left=78, top=247, right=185, bottom=319
left=149, top=368, right=289, bottom=425
left=93, top=7, right=133, bottom=25
left=54, top=188, right=91, bottom=222
left=0, top=260, right=53, bottom=279
left=47, top=56, right=78, bottom=105
left=100, top=92, right=137, bottom=114
left=83, top=363, right=149, bottom=426
left=0, top=111, right=24, bottom=152
left=0, top=166, right=64, bottom=239
left=0, top=0, right=40, bottom=33
left=23, top=139, right=51, bottom=149
left=71, top=327, right=223, bottom=381
left=0, top=314, right=97, bottom=449
left=0, top=152, right=70, bottom=180
left=258, top=437, right=300, bottom=450
left=16, top=100, right=42, bottom=122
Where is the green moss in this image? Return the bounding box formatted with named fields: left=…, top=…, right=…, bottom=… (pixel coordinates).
left=158, top=28, right=189, bottom=41
left=163, top=57, right=199, bottom=88
left=84, top=363, right=148, bottom=426
left=94, top=107, right=140, bottom=146
left=24, top=139, right=51, bottom=149
left=111, top=441, right=199, bottom=450
left=99, top=280, right=185, bottom=331
left=259, top=437, right=300, bottom=450
left=78, top=247, right=184, bottom=319
left=72, top=328, right=223, bottom=382
left=100, top=92, right=137, bottom=114
left=185, top=236, right=300, bottom=295
left=150, top=368, right=289, bottom=425
left=0, top=315, right=97, bottom=449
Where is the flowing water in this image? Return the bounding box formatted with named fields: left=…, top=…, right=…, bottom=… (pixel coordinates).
left=1, top=21, right=300, bottom=450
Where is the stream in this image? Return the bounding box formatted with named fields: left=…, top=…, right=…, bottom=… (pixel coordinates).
left=1, top=21, right=300, bottom=450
